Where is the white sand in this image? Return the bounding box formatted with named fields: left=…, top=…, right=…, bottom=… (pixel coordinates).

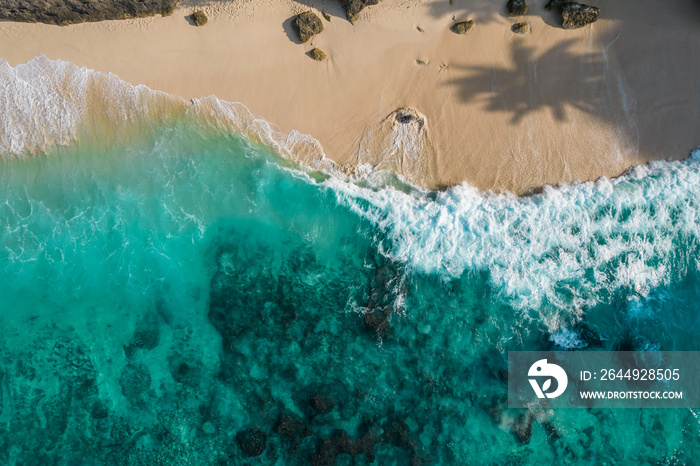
left=0, top=0, right=698, bottom=193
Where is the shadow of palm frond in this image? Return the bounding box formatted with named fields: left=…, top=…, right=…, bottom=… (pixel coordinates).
left=289, top=0, right=348, bottom=20
left=445, top=39, right=609, bottom=124
left=427, top=0, right=513, bottom=24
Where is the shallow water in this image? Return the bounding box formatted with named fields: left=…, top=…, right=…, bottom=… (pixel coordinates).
left=1, top=58, right=700, bottom=465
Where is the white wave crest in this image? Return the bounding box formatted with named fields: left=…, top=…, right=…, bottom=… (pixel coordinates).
left=4, top=56, right=700, bottom=335
left=0, top=55, right=186, bottom=155
left=327, top=155, right=700, bottom=332
left=0, top=56, right=332, bottom=172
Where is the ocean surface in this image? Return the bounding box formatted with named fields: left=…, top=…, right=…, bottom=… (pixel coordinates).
left=1, top=56, right=700, bottom=464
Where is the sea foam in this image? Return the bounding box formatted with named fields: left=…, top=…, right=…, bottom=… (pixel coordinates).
left=0, top=56, right=187, bottom=155
left=2, top=56, right=700, bottom=335
left=326, top=158, right=700, bottom=332
left=0, top=56, right=330, bottom=171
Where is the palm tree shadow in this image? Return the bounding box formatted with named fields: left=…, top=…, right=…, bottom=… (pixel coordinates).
left=426, top=0, right=508, bottom=24
left=445, top=39, right=609, bottom=125
left=289, top=0, right=355, bottom=21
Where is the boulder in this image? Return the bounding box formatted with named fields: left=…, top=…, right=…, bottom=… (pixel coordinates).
left=291, top=11, right=324, bottom=43
left=309, top=48, right=329, bottom=61
left=235, top=428, right=267, bottom=457
left=450, top=20, right=475, bottom=34
left=191, top=10, right=207, bottom=26
left=562, top=3, right=599, bottom=29
left=339, top=0, right=380, bottom=24
left=395, top=108, right=424, bottom=126
left=0, top=0, right=178, bottom=25
left=506, top=0, right=528, bottom=16
left=511, top=22, right=530, bottom=34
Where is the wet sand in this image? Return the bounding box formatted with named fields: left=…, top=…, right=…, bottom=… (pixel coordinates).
left=0, top=0, right=698, bottom=193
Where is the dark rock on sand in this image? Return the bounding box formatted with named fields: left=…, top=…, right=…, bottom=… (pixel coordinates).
left=507, top=0, right=528, bottom=16
left=511, top=22, right=530, bottom=34
left=394, top=107, right=424, bottom=127
left=562, top=3, right=599, bottom=29
left=309, top=48, right=329, bottom=61
left=339, top=0, right=380, bottom=24
left=0, top=0, right=178, bottom=25
left=292, top=11, right=324, bottom=43
left=236, top=427, right=267, bottom=457
left=450, top=20, right=475, bottom=34
left=322, top=11, right=332, bottom=21
left=191, top=10, right=207, bottom=26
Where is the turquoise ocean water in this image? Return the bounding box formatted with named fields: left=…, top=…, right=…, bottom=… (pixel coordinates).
left=1, top=57, right=700, bottom=464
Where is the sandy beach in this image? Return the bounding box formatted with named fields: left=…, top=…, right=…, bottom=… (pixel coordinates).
left=0, top=0, right=698, bottom=193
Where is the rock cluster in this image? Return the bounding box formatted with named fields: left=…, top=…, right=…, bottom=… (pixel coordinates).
left=511, top=22, right=530, bottom=34
left=338, top=0, right=380, bottom=23
left=0, top=0, right=178, bottom=25
left=191, top=10, right=207, bottom=26
left=309, top=48, right=328, bottom=61
left=451, top=20, right=475, bottom=35
left=507, top=0, right=528, bottom=16
left=546, top=1, right=599, bottom=28
left=561, top=3, right=599, bottom=29
left=292, top=11, right=324, bottom=43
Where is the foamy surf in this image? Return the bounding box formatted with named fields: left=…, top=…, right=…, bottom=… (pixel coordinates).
left=326, top=154, right=700, bottom=333
left=2, top=55, right=700, bottom=338
left=0, top=56, right=188, bottom=155
left=0, top=56, right=333, bottom=172
left=1, top=54, right=700, bottom=463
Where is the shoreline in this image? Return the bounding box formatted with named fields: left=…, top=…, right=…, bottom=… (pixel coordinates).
left=0, top=0, right=699, bottom=194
